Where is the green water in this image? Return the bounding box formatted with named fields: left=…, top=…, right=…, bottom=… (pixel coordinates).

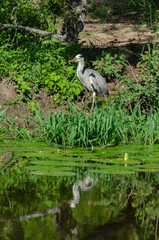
left=0, top=142, right=159, bottom=240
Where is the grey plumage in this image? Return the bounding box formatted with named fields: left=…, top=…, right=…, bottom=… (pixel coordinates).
left=69, top=54, right=110, bottom=109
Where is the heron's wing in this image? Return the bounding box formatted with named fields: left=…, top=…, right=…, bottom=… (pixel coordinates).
left=84, top=69, right=109, bottom=95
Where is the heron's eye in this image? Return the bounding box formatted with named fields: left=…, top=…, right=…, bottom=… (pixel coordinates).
left=75, top=54, right=82, bottom=60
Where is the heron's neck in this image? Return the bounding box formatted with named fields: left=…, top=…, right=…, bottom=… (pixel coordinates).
left=77, top=61, right=84, bottom=79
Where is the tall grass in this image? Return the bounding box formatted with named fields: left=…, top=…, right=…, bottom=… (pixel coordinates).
left=2, top=103, right=159, bottom=147
left=31, top=104, right=129, bottom=146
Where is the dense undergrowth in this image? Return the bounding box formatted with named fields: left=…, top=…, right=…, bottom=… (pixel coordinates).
left=0, top=33, right=85, bottom=103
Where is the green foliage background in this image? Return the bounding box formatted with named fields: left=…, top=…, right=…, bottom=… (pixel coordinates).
left=0, top=0, right=159, bottom=108
left=88, top=0, right=159, bottom=24
left=0, top=0, right=159, bottom=146
left=0, top=33, right=84, bottom=103
left=0, top=3, right=159, bottom=240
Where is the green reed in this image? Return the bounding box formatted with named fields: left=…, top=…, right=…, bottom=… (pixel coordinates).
left=1, top=103, right=159, bottom=147
left=32, top=103, right=159, bottom=147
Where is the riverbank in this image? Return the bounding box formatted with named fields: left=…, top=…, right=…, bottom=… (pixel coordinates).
left=1, top=103, right=159, bottom=147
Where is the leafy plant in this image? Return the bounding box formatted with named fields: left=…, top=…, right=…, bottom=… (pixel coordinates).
left=118, top=44, right=159, bottom=111
left=0, top=35, right=84, bottom=104
left=94, top=51, right=127, bottom=81
left=0, top=0, right=64, bottom=30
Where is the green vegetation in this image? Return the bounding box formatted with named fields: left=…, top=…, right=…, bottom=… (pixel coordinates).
left=1, top=103, right=159, bottom=146
left=0, top=0, right=64, bottom=28
left=119, top=46, right=159, bottom=111
left=0, top=0, right=159, bottom=147
left=0, top=36, right=84, bottom=103
left=94, top=52, right=127, bottom=81
left=88, top=0, right=159, bottom=25
left=1, top=142, right=159, bottom=175
left=0, top=3, right=159, bottom=240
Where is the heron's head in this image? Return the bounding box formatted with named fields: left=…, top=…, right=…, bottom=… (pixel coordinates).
left=69, top=54, right=84, bottom=63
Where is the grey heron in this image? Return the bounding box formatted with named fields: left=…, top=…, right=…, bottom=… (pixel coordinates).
left=69, top=54, right=110, bottom=109
left=70, top=176, right=98, bottom=208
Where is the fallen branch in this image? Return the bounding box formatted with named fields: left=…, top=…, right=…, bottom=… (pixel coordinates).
left=0, top=23, right=66, bottom=42
left=0, top=207, right=60, bottom=222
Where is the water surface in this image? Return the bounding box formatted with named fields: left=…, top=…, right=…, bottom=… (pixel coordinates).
left=0, top=142, right=159, bottom=240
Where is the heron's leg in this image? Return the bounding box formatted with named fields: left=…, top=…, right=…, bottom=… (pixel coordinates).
left=91, top=92, right=96, bottom=110
left=81, top=95, right=85, bottom=109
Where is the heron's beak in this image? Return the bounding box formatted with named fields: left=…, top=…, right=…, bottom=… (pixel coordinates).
left=69, top=58, right=75, bottom=63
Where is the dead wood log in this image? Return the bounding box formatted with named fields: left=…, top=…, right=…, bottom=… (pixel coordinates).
left=0, top=23, right=66, bottom=42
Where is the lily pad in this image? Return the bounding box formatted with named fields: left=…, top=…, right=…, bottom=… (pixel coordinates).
left=88, top=169, right=135, bottom=175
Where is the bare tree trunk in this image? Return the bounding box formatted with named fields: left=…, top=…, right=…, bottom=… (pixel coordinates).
left=0, top=0, right=87, bottom=43
left=61, top=0, right=87, bottom=42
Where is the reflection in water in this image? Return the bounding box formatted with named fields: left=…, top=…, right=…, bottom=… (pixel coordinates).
left=0, top=172, right=158, bottom=240
left=0, top=176, right=97, bottom=240
left=52, top=176, right=98, bottom=239
left=70, top=176, right=98, bottom=208
left=53, top=203, right=79, bottom=240
left=1, top=207, right=78, bottom=240
left=1, top=143, right=159, bottom=240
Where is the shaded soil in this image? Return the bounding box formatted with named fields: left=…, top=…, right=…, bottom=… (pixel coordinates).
left=79, top=17, right=156, bottom=94
left=80, top=19, right=153, bottom=49
left=0, top=16, right=157, bottom=124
